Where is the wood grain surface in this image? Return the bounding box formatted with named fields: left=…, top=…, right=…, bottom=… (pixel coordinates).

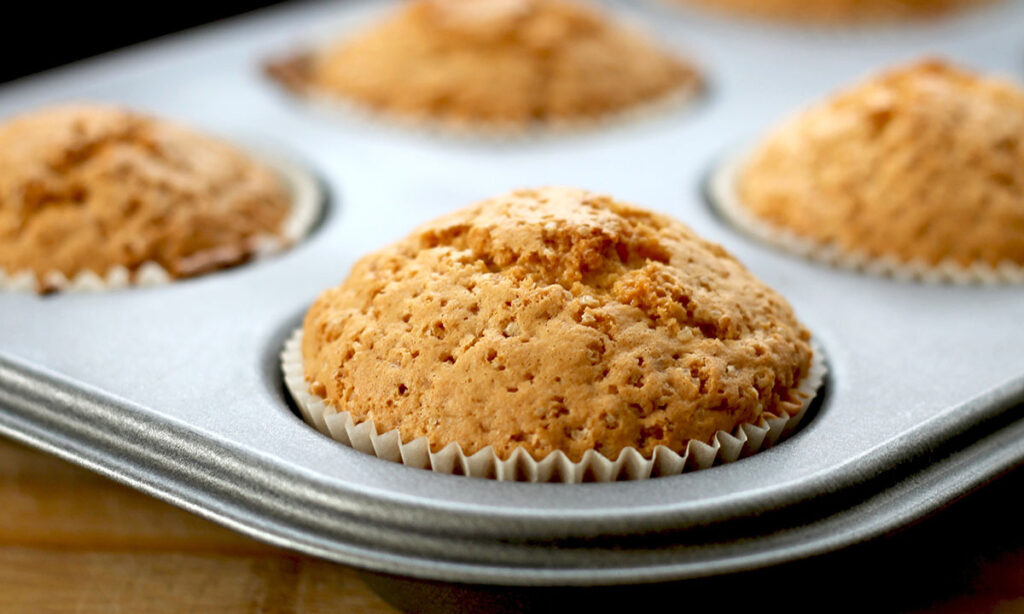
left=0, top=434, right=1023, bottom=614
left=0, top=437, right=395, bottom=614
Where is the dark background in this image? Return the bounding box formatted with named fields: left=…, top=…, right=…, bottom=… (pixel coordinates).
left=0, top=2, right=288, bottom=84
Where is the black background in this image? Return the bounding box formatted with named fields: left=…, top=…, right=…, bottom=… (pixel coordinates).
left=0, top=2, right=287, bottom=84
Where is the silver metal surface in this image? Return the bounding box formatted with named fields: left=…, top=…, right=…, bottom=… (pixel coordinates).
left=1, top=0, right=1023, bottom=586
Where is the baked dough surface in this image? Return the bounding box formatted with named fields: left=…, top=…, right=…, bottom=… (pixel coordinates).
left=739, top=60, right=1024, bottom=267
left=677, top=0, right=993, bottom=21
left=309, top=0, right=701, bottom=127
left=303, top=187, right=812, bottom=462
left=0, top=104, right=290, bottom=283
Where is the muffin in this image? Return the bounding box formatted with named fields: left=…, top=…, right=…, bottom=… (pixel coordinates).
left=0, top=104, right=313, bottom=293
left=719, top=59, right=1024, bottom=282
left=284, top=187, right=823, bottom=481
left=674, top=0, right=995, bottom=22
left=268, top=0, right=701, bottom=133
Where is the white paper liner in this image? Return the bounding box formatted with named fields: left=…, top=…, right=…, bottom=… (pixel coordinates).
left=0, top=148, right=323, bottom=294
left=710, top=149, right=1024, bottom=285
left=294, top=78, right=704, bottom=141
left=281, top=328, right=827, bottom=483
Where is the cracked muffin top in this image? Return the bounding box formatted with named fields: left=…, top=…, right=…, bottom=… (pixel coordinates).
left=676, top=0, right=994, bottom=22
left=737, top=59, right=1024, bottom=268
left=301, top=187, right=813, bottom=463
left=296, top=0, right=700, bottom=128
left=0, top=104, right=291, bottom=289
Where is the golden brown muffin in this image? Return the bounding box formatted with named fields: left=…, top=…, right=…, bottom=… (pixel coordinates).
left=301, top=187, right=813, bottom=463
left=284, top=0, right=700, bottom=129
left=675, top=0, right=994, bottom=22
left=0, top=104, right=292, bottom=290
left=737, top=59, right=1024, bottom=268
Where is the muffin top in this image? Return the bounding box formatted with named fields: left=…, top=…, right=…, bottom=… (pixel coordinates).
left=0, top=104, right=291, bottom=287
left=737, top=59, right=1024, bottom=267
left=303, top=0, right=700, bottom=128
left=302, top=188, right=812, bottom=463
left=676, top=0, right=992, bottom=22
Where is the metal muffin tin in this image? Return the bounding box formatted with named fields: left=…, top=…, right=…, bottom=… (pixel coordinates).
left=2, top=0, right=1024, bottom=608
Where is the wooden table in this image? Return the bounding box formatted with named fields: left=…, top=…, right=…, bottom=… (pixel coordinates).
left=0, top=437, right=395, bottom=613
left=0, top=435, right=1022, bottom=613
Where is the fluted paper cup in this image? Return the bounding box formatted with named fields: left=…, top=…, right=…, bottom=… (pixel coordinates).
left=282, top=328, right=827, bottom=483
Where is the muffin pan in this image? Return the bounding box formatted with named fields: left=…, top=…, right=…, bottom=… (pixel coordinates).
left=1, top=0, right=1023, bottom=606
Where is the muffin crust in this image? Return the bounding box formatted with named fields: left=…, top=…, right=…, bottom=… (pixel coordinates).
left=738, top=60, right=1024, bottom=267
left=302, top=0, right=700, bottom=128
left=302, top=188, right=812, bottom=462
left=676, top=0, right=994, bottom=22
left=0, top=104, right=291, bottom=287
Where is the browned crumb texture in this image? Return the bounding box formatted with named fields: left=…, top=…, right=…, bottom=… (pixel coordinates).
left=676, top=0, right=994, bottom=21
left=306, top=0, right=700, bottom=127
left=302, top=188, right=812, bottom=463
left=738, top=59, right=1024, bottom=267
left=0, top=104, right=291, bottom=284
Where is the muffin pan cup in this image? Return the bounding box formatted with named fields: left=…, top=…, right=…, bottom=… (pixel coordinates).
left=282, top=82, right=705, bottom=141
left=282, top=329, right=828, bottom=482
left=262, top=1, right=705, bottom=140
left=1, top=0, right=1023, bottom=607
left=708, top=149, right=1024, bottom=285
left=0, top=147, right=324, bottom=293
